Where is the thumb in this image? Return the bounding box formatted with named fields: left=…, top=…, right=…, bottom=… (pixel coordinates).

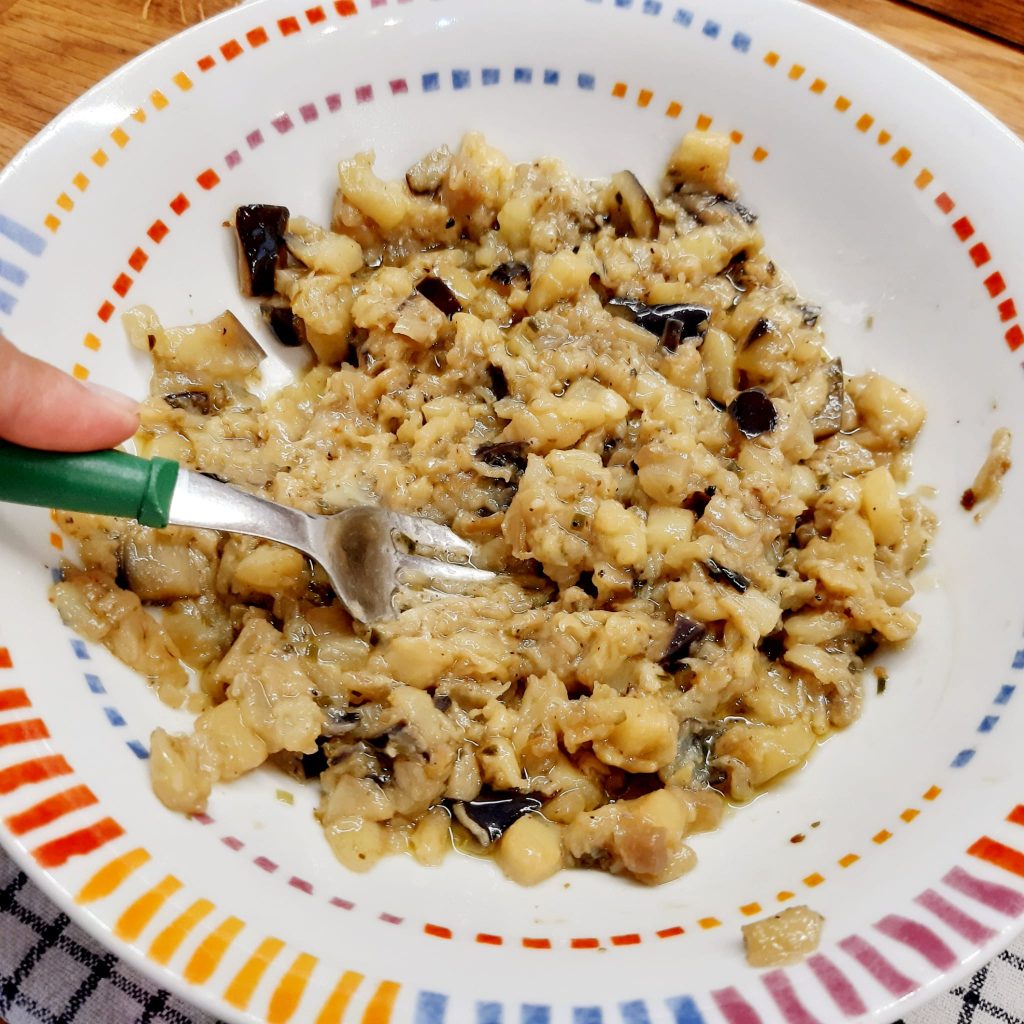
left=0, top=335, right=140, bottom=452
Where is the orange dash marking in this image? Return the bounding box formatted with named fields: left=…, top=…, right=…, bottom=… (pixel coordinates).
left=71, top=365, right=88, bottom=382
left=247, top=26, right=270, bottom=46
left=113, top=273, right=132, bottom=297
left=935, top=191, right=955, bottom=213
left=877, top=129, right=892, bottom=145
left=892, top=146, right=911, bottom=166
left=839, top=853, right=860, bottom=868
left=224, top=937, right=285, bottom=1010
left=695, top=113, right=712, bottom=130
left=834, top=95, right=851, bottom=112
left=183, top=916, right=245, bottom=984
left=657, top=926, right=684, bottom=938
left=128, top=248, right=148, bottom=272
left=307, top=6, right=327, bottom=24
left=115, top=875, right=183, bottom=941
left=0, top=756, right=72, bottom=796
left=149, top=899, right=215, bottom=964
left=148, top=219, right=169, bottom=243
left=969, top=836, right=1024, bottom=878
left=787, top=63, right=805, bottom=80
left=763, top=51, right=780, bottom=67
left=900, top=808, right=920, bottom=823
left=522, top=937, right=551, bottom=949
left=636, top=88, right=653, bottom=108
left=314, top=970, right=364, bottom=1024
left=697, top=917, right=721, bottom=930
left=923, top=785, right=942, bottom=801
left=77, top=847, right=151, bottom=903
left=198, top=55, right=216, bottom=72
left=221, top=39, right=243, bottom=61
left=334, top=0, right=358, bottom=14
left=33, top=817, right=124, bottom=868
left=278, top=15, right=302, bottom=34
left=611, top=933, right=640, bottom=946
left=809, top=77, right=826, bottom=94
left=44, top=214, right=60, bottom=233
left=1007, top=805, right=1024, bottom=826
left=665, top=100, right=682, bottom=118
left=740, top=903, right=761, bottom=916
left=611, top=81, right=627, bottom=99
left=729, top=130, right=744, bottom=144
left=50, top=529, right=65, bottom=547
left=914, top=168, right=934, bottom=190
left=267, top=952, right=318, bottom=1024
left=752, top=146, right=768, bottom=162
left=855, top=113, right=874, bottom=132
left=196, top=169, right=221, bottom=190
left=476, top=933, right=502, bottom=945
left=803, top=872, right=825, bottom=888
left=1007, top=325, right=1024, bottom=351
left=56, top=193, right=74, bottom=212
left=0, top=647, right=10, bottom=668
left=873, top=829, right=893, bottom=844
left=151, top=90, right=169, bottom=110
left=98, top=300, right=115, bottom=322
left=0, top=719, right=49, bottom=747
left=170, top=193, right=190, bottom=215
left=6, top=784, right=97, bottom=836
left=571, top=937, right=599, bottom=949
left=0, top=689, right=29, bottom=711
left=776, top=890, right=795, bottom=902
left=424, top=923, right=451, bottom=939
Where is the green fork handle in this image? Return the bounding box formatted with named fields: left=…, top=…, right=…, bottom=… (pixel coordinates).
left=0, top=442, right=180, bottom=528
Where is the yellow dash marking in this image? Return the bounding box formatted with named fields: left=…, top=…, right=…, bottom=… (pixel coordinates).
left=803, top=872, right=825, bottom=888
left=900, top=807, right=920, bottom=823
left=268, top=952, right=318, bottom=1024
left=224, top=937, right=285, bottom=1010
left=873, top=829, right=892, bottom=844
left=834, top=95, right=851, bottom=112
left=665, top=100, right=682, bottom=118
left=697, top=917, right=720, bottom=930
left=361, top=980, right=401, bottom=1024
left=776, top=890, right=795, bottom=902
left=636, top=88, right=653, bottom=108
left=131, top=107, right=147, bottom=123
left=877, top=129, right=892, bottom=145
left=184, top=916, right=245, bottom=985
left=695, top=113, right=712, bottom=130
left=71, top=364, right=88, bottom=381
left=315, top=971, right=364, bottom=1024
left=752, top=146, right=768, bottom=162
left=76, top=848, right=150, bottom=903
left=115, top=875, right=183, bottom=941
left=173, top=71, right=194, bottom=91
left=111, top=126, right=130, bottom=148
left=611, top=81, right=627, bottom=99
left=56, top=193, right=74, bottom=212
left=149, top=899, right=215, bottom=965
left=739, top=902, right=761, bottom=917
left=787, top=63, right=805, bottom=80
left=923, top=785, right=942, bottom=801
left=72, top=172, right=90, bottom=192
left=83, top=333, right=101, bottom=352
left=151, top=90, right=169, bottom=110
left=49, top=532, right=64, bottom=550
left=764, top=51, right=780, bottom=67
left=855, top=113, right=874, bottom=132
left=838, top=853, right=860, bottom=868
left=729, top=130, right=744, bottom=144
left=892, top=146, right=912, bottom=167
left=809, top=77, right=826, bottom=94
left=92, top=149, right=109, bottom=167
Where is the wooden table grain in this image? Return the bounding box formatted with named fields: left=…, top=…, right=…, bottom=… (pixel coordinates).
left=0, top=0, right=1022, bottom=168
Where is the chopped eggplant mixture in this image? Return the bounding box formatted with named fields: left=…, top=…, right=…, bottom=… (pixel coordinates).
left=55, top=132, right=933, bottom=889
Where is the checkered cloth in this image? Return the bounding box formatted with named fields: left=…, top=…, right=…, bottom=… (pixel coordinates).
left=1, top=846, right=1022, bottom=1023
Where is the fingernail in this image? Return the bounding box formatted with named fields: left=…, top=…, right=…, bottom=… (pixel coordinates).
left=83, top=380, right=140, bottom=415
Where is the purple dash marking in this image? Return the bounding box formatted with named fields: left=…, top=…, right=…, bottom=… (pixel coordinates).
left=246, top=129, right=264, bottom=149
left=673, top=7, right=694, bottom=27
left=476, top=1004, right=501, bottom=1024
left=1013, top=650, right=1024, bottom=670
left=712, top=987, right=762, bottom=1024
left=126, top=740, right=149, bottom=760
left=222, top=836, right=244, bottom=851
left=288, top=875, right=313, bottom=894
left=944, top=865, right=1024, bottom=916
left=916, top=889, right=996, bottom=944
left=0, top=290, right=16, bottom=315
left=621, top=1001, right=651, bottom=1024
left=70, top=639, right=89, bottom=660
left=522, top=1007, right=550, bottom=1024
left=702, top=19, right=721, bottom=37
left=0, top=213, right=46, bottom=256
left=838, top=935, right=916, bottom=997
left=951, top=748, right=975, bottom=768
left=482, top=67, right=499, bottom=85
left=272, top=113, right=294, bottom=134
left=254, top=856, right=278, bottom=873
left=192, top=812, right=213, bottom=825
left=299, top=102, right=319, bottom=122
left=102, top=707, right=125, bottom=727
left=642, top=0, right=662, bottom=13
left=225, top=150, right=242, bottom=169
left=325, top=92, right=342, bottom=112
left=806, top=955, right=867, bottom=1017
left=380, top=912, right=403, bottom=924
left=763, top=972, right=821, bottom=1024
left=390, top=78, right=409, bottom=94
left=996, top=683, right=1016, bottom=704
left=0, top=258, right=28, bottom=287
left=874, top=915, right=957, bottom=970
left=330, top=896, right=355, bottom=910
left=665, top=996, right=703, bottom=1024
left=732, top=31, right=752, bottom=52
left=414, top=992, right=448, bottom=1024
left=84, top=674, right=105, bottom=694
left=356, top=84, right=374, bottom=103
left=573, top=1009, right=602, bottom=1024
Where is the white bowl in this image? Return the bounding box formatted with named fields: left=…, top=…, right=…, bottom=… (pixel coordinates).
left=1, top=0, right=1023, bottom=1021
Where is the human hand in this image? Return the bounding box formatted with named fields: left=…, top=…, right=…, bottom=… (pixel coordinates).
left=0, top=335, right=139, bottom=451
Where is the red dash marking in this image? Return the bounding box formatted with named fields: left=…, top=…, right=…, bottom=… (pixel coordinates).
left=389, top=78, right=408, bottom=94
left=112, top=273, right=132, bottom=297
left=916, top=889, right=996, bottom=944
left=97, top=301, right=115, bottom=323
left=6, top=785, right=97, bottom=836
left=1008, top=806, right=1024, bottom=826
left=998, top=299, right=1017, bottom=322
left=838, top=935, right=916, bottom=996
left=196, top=169, right=220, bottom=190
left=335, top=0, right=357, bottom=13
left=220, top=39, right=243, bottom=60
left=0, top=756, right=73, bottom=796
left=611, top=933, right=640, bottom=946
left=657, top=925, right=684, bottom=938
left=299, top=103, right=318, bottom=123
left=712, top=986, right=762, bottom=1024
left=379, top=912, right=401, bottom=924
left=806, top=955, right=868, bottom=1016
left=33, top=817, right=124, bottom=868
left=222, top=836, right=244, bottom=851
left=945, top=865, right=1024, bottom=915
left=763, top=970, right=819, bottom=1024
left=331, top=897, right=355, bottom=910
left=0, top=689, right=30, bottom=711
left=325, top=93, right=342, bottom=112
left=197, top=55, right=215, bottom=72
left=476, top=933, right=503, bottom=945
left=522, top=937, right=551, bottom=949
left=874, top=914, right=957, bottom=969
left=253, top=856, right=278, bottom=873
left=952, top=216, right=974, bottom=241
left=984, top=272, right=1006, bottom=297
left=148, top=219, right=169, bottom=243
left=278, top=15, right=301, bottom=34
left=272, top=114, right=294, bottom=134
left=225, top=151, right=242, bottom=170
left=0, top=719, right=49, bottom=747
left=571, top=937, right=599, bottom=949
left=934, top=192, right=954, bottom=214
left=246, top=26, right=269, bottom=46
left=128, top=248, right=148, bottom=272
left=288, top=876, right=313, bottom=894
left=969, top=242, right=991, bottom=266
left=170, top=194, right=190, bottom=215
left=307, top=5, right=326, bottom=22
left=0, top=648, right=11, bottom=668
left=191, top=812, right=213, bottom=825
left=424, top=923, right=452, bottom=939
left=355, top=84, right=373, bottom=103
left=1005, top=324, right=1023, bottom=351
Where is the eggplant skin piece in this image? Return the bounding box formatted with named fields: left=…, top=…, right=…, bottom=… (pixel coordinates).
left=235, top=205, right=289, bottom=297
left=609, top=298, right=712, bottom=344
left=452, top=789, right=542, bottom=845
left=261, top=303, right=307, bottom=348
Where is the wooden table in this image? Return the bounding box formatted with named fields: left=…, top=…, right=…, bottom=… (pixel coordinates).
left=0, top=0, right=1022, bottom=168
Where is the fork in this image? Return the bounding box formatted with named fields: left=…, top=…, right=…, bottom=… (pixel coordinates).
left=0, top=443, right=494, bottom=623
